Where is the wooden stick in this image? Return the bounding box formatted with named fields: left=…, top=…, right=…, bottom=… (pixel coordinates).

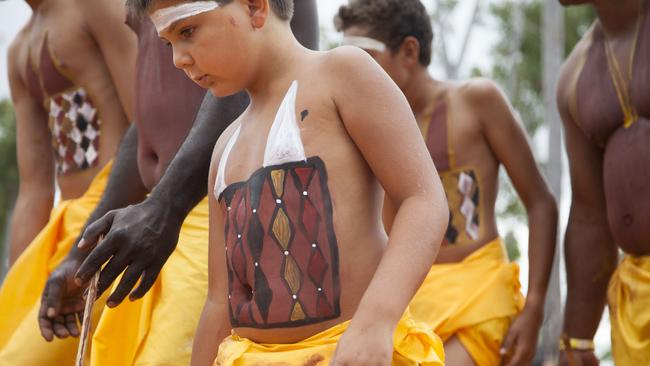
left=75, top=269, right=100, bottom=366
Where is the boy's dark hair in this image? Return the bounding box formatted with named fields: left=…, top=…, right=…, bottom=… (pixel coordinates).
left=335, top=0, right=433, bottom=66
left=127, top=0, right=294, bottom=21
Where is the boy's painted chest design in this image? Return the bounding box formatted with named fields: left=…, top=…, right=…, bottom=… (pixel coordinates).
left=215, top=82, right=341, bottom=328
left=422, top=98, right=482, bottom=245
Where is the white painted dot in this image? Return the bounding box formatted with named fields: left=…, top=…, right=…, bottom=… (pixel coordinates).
left=292, top=294, right=297, bottom=300
left=228, top=294, right=232, bottom=299
left=252, top=209, right=257, bottom=213
left=276, top=199, right=282, bottom=204
left=284, top=251, right=289, bottom=256
left=318, top=288, right=322, bottom=292
left=311, top=243, right=317, bottom=248
left=227, top=206, right=231, bottom=211
left=237, top=234, right=242, bottom=239
left=255, top=262, right=259, bottom=267
left=302, top=191, right=308, bottom=196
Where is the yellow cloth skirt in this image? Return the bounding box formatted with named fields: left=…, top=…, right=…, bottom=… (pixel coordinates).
left=215, top=308, right=444, bottom=366
left=409, top=238, right=524, bottom=366
left=608, top=255, right=650, bottom=366
left=90, top=197, right=209, bottom=366
left=0, top=162, right=113, bottom=365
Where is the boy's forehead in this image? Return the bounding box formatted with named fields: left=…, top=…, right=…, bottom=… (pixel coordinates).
left=150, top=0, right=220, bottom=33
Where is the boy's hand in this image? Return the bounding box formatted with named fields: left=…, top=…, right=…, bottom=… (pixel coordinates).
left=330, top=320, right=393, bottom=366
left=500, top=305, right=543, bottom=366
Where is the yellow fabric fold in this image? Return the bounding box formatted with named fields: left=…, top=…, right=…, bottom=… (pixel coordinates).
left=0, top=161, right=113, bottom=366
left=608, top=255, right=650, bottom=366
left=91, top=197, right=209, bottom=366
left=409, top=237, right=524, bottom=366
left=215, top=308, right=445, bottom=366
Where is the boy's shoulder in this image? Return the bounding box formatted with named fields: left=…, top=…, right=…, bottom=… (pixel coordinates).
left=456, top=77, right=505, bottom=106
left=317, top=46, right=380, bottom=80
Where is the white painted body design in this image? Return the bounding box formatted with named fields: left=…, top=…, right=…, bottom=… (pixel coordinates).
left=214, top=80, right=306, bottom=198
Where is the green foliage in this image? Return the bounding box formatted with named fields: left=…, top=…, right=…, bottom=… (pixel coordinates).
left=0, top=100, right=18, bottom=262
left=485, top=1, right=595, bottom=241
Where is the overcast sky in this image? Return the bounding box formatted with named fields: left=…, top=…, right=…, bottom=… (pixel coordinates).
left=0, top=0, right=495, bottom=99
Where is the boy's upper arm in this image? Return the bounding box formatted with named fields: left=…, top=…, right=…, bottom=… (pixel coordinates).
left=79, top=0, right=137, bottom=120
left=207, top=121, right=240, bottom=301
left=468, top=79, right=552, bottom=206
left=8, top=38, right=55, bottom=191
left=330, top=47, right=441, bottom=204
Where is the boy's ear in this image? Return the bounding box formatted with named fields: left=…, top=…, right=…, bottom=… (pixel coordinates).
left=247, top=0, right=270, bottom=29
left=399, top=36, right=421, bottom=68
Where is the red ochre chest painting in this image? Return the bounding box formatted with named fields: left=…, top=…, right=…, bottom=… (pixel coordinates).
left=218, top=156, right=341, bottom=328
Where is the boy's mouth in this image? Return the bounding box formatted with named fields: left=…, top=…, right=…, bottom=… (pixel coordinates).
left=192, top=74, right=211, bottom=88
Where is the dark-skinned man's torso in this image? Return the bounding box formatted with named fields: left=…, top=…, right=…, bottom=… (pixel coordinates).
left=569, top=3, right=650, bottom=255
left=126, top=16, right=206, bottom=189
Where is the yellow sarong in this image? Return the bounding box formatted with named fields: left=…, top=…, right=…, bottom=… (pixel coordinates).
left=0, top=162, right=113, bottom=365
left=215, top=308, right=444, bottom=366
left=90, top=197, right=209, bottom=366
left=608, top=255, right=650, bottom=366
left=409, top=238, right=524, bottom=366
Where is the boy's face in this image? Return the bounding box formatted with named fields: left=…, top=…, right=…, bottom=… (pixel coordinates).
left=342, top=26, right=409, bottom=89
left=151, top=0, right=258, bottom=97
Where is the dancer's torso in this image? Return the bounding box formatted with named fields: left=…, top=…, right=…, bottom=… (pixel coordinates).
left=418, top=82, right=501, bottom=263
left=127, top=16, right=206, bottom=191
left=571, top=3, right=650, bottom=255
left=18, top=0, right=129, bottom=199
left=214, top=64, right=390, bottom=343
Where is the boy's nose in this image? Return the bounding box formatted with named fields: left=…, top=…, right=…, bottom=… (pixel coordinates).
left=172, top=48, right=193, bottom=70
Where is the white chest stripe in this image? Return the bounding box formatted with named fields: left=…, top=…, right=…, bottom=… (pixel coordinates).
left=214, top=81, right=305, bottom=199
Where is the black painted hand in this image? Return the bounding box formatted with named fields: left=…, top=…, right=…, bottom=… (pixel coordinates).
left=74, top=198, right=184, bottom=307
left=39, top=256, right=85, bottom=341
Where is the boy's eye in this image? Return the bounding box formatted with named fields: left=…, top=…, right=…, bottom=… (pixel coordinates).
left=180, top=26, right=195, bottom=39
left=164, top=40, right=172, bottom=47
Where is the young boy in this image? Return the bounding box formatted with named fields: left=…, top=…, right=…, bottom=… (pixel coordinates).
left=131, top=0, right=449, bottom=365
left=336, top=1, right=558, bottom=365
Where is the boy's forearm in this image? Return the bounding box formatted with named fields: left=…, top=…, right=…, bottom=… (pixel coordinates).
left=67, top=125, right=148, bottom=261
left=191, top=301, right=231, bottom=366
left=525, top=195, right=558, bottom=307
left=354, top=196, right=446, bottom=326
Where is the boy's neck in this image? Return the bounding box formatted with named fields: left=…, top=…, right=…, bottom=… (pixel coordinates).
left=246, top=22, right=304, bottom=101
left=401, top=66, right=442, bottom=118
left=593, top=0, right=643, bottom=36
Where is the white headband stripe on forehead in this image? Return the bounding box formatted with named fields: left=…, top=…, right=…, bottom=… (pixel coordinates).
left=342, top=36, right=387, bottom=52
left=151, top=1, right=220, bottom=32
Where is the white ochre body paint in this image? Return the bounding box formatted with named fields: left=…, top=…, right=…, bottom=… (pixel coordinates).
left=151, top=1, right=219, bottom=32
left=342, top=36, right=387, bottom=52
